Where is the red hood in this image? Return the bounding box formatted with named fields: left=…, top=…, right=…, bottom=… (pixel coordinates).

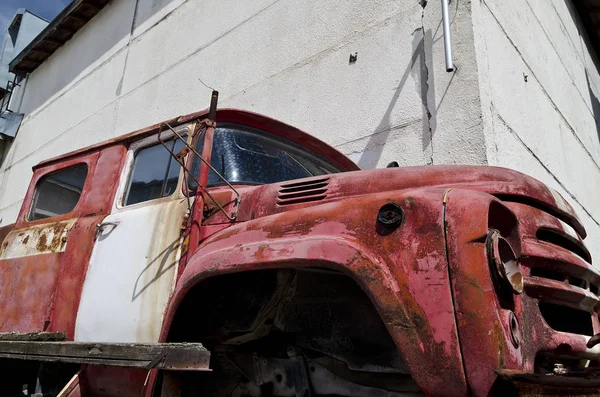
left=203, top=165, right=585, bottom=239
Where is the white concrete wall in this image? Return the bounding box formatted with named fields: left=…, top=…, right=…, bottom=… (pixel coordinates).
left=0, top=0, right=484, bottom=225
left=471, top=0, right=600, bottom=261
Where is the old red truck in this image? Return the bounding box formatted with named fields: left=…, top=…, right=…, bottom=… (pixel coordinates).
left=0, top=94, right=599, bottom=396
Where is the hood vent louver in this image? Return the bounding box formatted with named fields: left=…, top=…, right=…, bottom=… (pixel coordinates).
left=277, top=177, right=330, bottom=206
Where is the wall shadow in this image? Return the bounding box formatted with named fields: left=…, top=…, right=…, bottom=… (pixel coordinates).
left=565, top=0, right=600, bottom=144
left=586, top=72, right=600, bottom=143
left=357, top=28, right=435, bottom=168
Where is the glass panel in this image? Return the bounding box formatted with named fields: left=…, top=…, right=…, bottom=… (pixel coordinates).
left=124, top=137, right=186, bottom=206
left=190, top=123, right=342, bottom=188
left=163, top=139, right=186, bottom=196
left=29, top=164, right=88, bottom=221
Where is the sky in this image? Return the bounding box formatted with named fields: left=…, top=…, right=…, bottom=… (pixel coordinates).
left=0, top=0, right=71, bottom=39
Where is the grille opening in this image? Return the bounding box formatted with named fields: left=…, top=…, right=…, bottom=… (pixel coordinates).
left=536, top=229, right=592, bottom=264
left=277, top=195, right=327, bottom=206
left=279, top=181, right=328, bottom=194
left=591, top=284, right=599, bottom=295
left=493, top=194, right=586, bottom=239
left=280, top=177, right=329, bottom=189
left=534, top=354, right=594, bottom=375
left=278, top=188, right=328, bottom=200
left=538, top=301, right=593, bottom=336
left=568, top=276, right=587, bottom=289
left=530, top=268, right=565, bottom=282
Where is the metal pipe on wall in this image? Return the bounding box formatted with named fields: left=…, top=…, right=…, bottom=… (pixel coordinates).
left=441, top=0, right=455, bottom=72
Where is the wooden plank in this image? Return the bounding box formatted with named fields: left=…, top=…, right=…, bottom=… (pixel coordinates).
left=0, top=332, right=67, bottom=341
left=57, top=371, right=81, bottom=397
left=0, top=341, right=210, bottom=371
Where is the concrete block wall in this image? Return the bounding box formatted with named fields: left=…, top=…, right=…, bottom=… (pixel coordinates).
left=471, top=0, right=600, bottom=261
left=0, top=0, right=484, bottom=225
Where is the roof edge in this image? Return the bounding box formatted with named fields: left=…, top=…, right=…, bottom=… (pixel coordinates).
left=9, top=0, right=109, bottom=76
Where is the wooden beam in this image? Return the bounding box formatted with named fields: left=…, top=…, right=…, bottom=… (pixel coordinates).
left=55, top=26, right=77, bottom=35
left=0, top=341, right=211, bottom=371
left=0, top=332, right=66, bottom=341
left=44, top=38, right=65, bottom=46
left=30, top=48, right=52, bottom=56
left=67, top=14, right=88, bottom=24
left=81, top=2, right=100, bottom=12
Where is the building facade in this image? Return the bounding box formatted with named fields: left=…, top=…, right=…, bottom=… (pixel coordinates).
left=0, top=8, right=48, bottom=92
left=0, top=8, right=47, bottom=147
left=0, top=0, right=599, bottom=260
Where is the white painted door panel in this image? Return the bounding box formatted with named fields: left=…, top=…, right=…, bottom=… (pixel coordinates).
left=74, top=199, right=186, bottom=343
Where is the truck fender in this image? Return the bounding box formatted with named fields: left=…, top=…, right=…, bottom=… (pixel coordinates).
left=159, top=227, right=468, bottom=396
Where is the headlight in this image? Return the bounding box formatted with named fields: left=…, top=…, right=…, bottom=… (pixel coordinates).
left=487, top=229, right=523, bottom=295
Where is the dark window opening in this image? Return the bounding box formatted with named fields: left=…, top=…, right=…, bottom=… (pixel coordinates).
left=189, top=123, right=342, bottom=189
left=28, top=164, right=88, bottom=221
left=124, top=138, right=185, bottom=206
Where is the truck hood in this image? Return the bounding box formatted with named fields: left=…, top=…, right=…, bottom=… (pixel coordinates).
left=203, top=165, right=586, bottom=239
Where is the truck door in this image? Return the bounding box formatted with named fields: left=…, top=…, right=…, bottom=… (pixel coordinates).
left=74, top=123, right=194, bottom=343
left=0, top=147, right=124, bottom=337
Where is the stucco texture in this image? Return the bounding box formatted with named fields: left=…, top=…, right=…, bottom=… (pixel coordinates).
left=0, top=0, right=484, bottom=224
left=471, top=0, right=600, bottom=261
left=1, top=0, right=599, bottom=264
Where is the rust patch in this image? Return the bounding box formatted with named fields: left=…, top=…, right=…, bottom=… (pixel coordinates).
left=36, top=234, right=48, bottom=251
left=1, top=219, right=75, bottom=260
left=494, top=320, right=507, bottom=369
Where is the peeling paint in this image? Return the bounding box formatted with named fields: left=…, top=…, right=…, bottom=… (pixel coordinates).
left=0, top=219, right=76, bottom=260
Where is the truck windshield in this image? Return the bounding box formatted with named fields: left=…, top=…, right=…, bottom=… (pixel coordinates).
left=189, top=123, right=342, bottom=187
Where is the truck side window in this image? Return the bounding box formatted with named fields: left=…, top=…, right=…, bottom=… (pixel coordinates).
left=28, top=164, right=88, bottom=221
left=124, top=138, right=185, bottom=206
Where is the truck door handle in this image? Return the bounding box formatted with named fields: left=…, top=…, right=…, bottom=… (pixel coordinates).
left=96, top=222, right=119, bottom=238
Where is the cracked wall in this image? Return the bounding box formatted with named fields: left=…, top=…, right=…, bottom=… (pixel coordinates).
left=0, top=0, right=486, bottom=225
left=472, top=0, right=600, bottom=262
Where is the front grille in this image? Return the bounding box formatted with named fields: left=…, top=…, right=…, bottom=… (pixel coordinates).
left=520, top=224, right=599, bottom=336
left=497, top=196, right=599, bottom=339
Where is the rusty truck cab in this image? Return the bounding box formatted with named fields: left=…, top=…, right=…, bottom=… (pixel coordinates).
left=0, top=109, right=359, bottom=395
left=0, top=106, right=599, bottom=397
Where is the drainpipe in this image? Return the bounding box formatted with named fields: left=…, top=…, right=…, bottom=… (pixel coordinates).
left=441, top=0, right=455, bottom=72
